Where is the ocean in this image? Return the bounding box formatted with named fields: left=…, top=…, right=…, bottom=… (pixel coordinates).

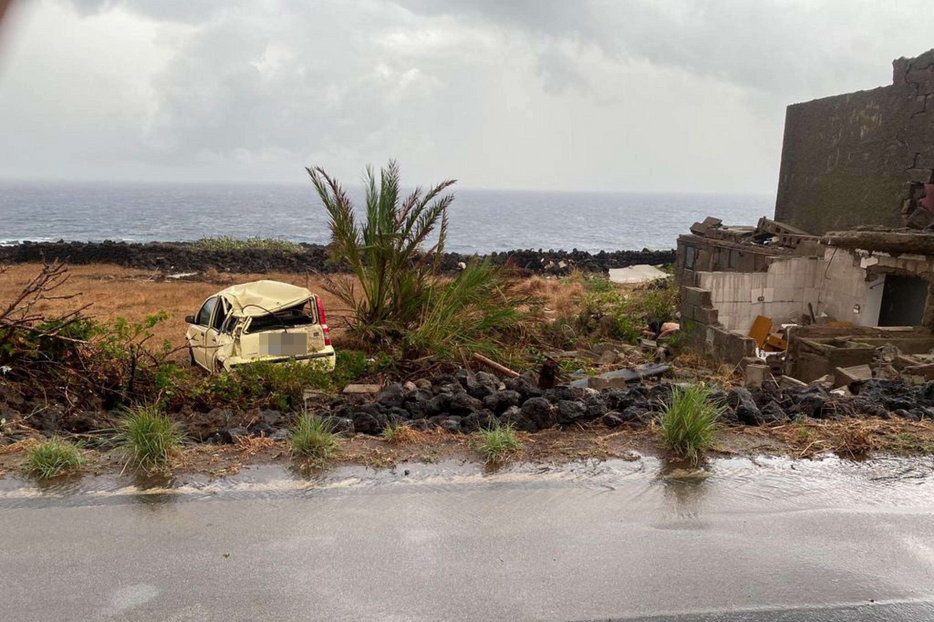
left=0, top=181, right=771, bottom=254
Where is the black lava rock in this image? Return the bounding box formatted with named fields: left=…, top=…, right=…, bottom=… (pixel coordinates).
left=603, top=389, right=635, bottom=411
left=728, top=387, right=762, bottom=425
left=427, top=393, right=453, bottom=416
left=505, top=376, right=543, bottom=401
left=449, top=392, right=483, bottom=416
left=793, top=387, right=830, bottom=419
left=352, top=411, right=387, bottom=435
left=518, top=397, right=555, bottom=432
left=484, top=390, right=523, bottom=415
left=546, top=385, right=579, bottom=403
left=620, top=405, right=649, bottom=424
left=461, top=410, right=495, bottom=432
left=220, top=426, right=250, bottom=444
left=585, top=395, right=608, bottom=420
left=387, top=406, right=411, bottom=424
left=378, top=383, right=407, bottom=409
left=759, top=400, right=787, bottom=424
left=441, top=417, right=463, bottom=433
left=557, top=400, right=588, bottom=424
left=326, top=417, right=354, bottom=435
left=466, top=372, right=499, bottom=399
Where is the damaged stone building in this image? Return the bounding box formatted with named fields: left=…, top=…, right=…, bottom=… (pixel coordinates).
left=677, top=49, right=934, bottom=382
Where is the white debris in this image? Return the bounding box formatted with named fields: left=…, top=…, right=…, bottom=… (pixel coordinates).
left=608, top=265, right=670, bottom=284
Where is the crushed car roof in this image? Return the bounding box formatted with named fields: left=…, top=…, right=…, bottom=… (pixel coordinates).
left=217, top=280, right=314, bottom=317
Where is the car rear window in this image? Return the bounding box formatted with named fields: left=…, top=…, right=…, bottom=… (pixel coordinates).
left=243, top=302, right=316, bottom=334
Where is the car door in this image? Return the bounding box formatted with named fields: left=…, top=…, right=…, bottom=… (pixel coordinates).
left=188, top=296, right=218, bottom=369
left=205, top=297, right=231, bottom=370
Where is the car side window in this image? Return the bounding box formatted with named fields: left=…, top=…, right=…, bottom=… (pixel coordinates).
left=212, top=299, right=229, bottom=332
left=197, top=297, right=217, bottom=326
left=221, top=314, right=238, bottom=335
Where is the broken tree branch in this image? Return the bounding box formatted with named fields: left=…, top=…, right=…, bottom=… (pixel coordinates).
left=472, top=353, right=520, bottom=378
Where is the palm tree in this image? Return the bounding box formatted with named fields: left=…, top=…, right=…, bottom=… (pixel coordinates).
left=308, top=160, right=535, bottom=358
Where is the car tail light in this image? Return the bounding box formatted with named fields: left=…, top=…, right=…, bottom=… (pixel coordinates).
left=315, top=296, right=331, bottom=346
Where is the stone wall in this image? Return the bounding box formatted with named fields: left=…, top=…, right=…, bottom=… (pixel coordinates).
left=774, top=49, right=934, bottom=234
left=0, top=241, right=675, bottom=276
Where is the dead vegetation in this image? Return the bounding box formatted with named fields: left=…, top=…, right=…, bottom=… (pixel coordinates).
left=725, top=418, right=934, bottom=459
left=0, top=263, right=353, bottom=361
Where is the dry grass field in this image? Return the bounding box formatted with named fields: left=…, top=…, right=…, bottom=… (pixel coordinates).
left=0, top=263, right=590, bottom=360
left=0, top=264, right=355, bottom=358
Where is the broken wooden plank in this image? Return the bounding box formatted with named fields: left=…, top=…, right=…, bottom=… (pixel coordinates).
left=749, top=316, right=772, bottom=348
left=342, top=384, right=382, bottom=395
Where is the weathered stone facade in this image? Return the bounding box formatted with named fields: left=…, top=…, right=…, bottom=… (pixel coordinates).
left=774, top=49, right=934, bottom=234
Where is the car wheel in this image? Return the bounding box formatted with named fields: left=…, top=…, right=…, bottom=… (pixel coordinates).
left=213, top=358, right=225, bottom=374
left=188, top=347, right=196, bottom=367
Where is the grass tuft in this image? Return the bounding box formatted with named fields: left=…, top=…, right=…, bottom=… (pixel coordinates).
left=120, top=405, right=183, bottom=469
left=25, top=437, right=83, bottom=478
left=659, top=384, right=723, bottom=463
left=474, top=421, right=523, bottom=463
left=290, top=413, right=340, bottom=459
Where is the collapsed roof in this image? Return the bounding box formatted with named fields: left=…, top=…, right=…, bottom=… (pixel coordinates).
left=217, top=280, right=314, bottom=317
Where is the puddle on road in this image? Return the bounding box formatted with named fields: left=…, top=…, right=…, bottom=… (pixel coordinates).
left=2, top=454, right=934, bottom=513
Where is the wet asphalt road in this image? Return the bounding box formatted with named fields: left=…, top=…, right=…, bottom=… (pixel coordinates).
left=3, top=457, right=934, bottom=621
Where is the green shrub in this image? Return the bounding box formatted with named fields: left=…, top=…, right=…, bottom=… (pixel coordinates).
left=290, top=413, right=339, bottom=459
left=474, top=421, right=522, bottom=463
left=559, top=278, right=679, bottom=346
left=25, top=437, right=83, bottom=478
left=120, top=405, right=183, bottom=469
left=308, top=160, right=538, bottom=360
left=612, top=316, right=642, bottom=343
left=659, top=384, right=723, bottom=462
left=402, top=260, right=535, bottom=359
left=186, top=350, right=373, bottom=411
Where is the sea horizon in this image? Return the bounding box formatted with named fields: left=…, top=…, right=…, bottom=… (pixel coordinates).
left=0, top=180, right=773, bottom=254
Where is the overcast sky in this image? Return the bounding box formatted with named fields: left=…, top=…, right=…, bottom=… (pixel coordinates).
left=0, top=0, right=932, bottom=193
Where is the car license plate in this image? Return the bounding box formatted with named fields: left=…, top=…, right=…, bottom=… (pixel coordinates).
left=259, top=332, right=307, bottom=357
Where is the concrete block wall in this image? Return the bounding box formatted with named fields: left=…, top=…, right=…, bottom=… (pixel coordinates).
left=808, top=247, right=934, bottom=326
left=696, top=257, right=822, bottom=333
left=681, top=285, right=756, bottom=363
left=813, top=248, right=875, bottom=325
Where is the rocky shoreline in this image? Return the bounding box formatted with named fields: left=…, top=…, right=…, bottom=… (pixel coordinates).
left=0, top=240, right=675, bottom=276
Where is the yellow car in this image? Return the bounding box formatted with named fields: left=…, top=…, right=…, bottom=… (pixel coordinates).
left=185, top=280, right=335, bottom=372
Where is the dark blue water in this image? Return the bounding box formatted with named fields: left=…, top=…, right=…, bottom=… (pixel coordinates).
left=0, top=181, right=771, bottom=253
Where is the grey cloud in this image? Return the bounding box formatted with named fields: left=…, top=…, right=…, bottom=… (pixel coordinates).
left=535, top=45, right=592, bottom=95
left=67, top=0, right=225, bottom=23
left=398, top=0, right=934, bottom=100
left=132, top=0, right=484, bottom=180
left=4, top=0, right=933, bottom=191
